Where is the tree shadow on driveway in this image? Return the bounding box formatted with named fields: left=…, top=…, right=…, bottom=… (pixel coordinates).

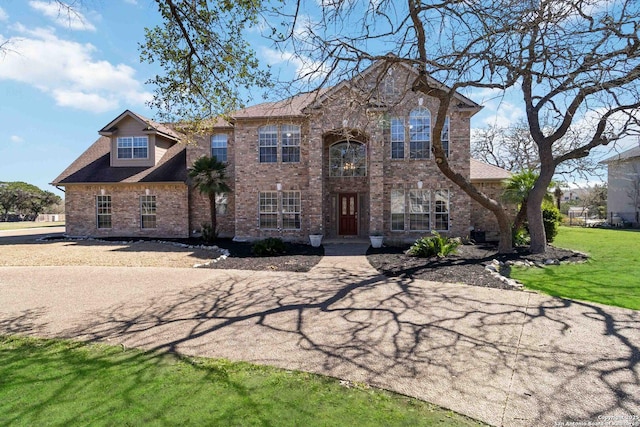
left=2, top=266, right=639, bottom=426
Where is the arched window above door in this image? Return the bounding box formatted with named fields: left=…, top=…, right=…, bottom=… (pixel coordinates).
left=329, top=141, right=367, bottom=177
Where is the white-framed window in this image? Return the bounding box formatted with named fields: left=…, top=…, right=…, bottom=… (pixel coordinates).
left=392, top=188, right=450, bottom=232
left=215, top=193, right=228, bottom=215
left=259, top=191, right=278, bottom=228
left=140, top=195, right=157, bottom=229
left=259, top=125, right=278, bottom=163
left=211, top=134, right=228, bottom=162
left=441, top=117, right=450, bottom=157
left=409, top=108, right=430, bottom=159
left=434, top=190, right=450, bottom=230
left=258, top=191, right=302, bottom=230
left=390, top=189, right=405, bottom=231
left=409, top=189, right=430, bottom=230
left=282, top=191, right=301, bottom=229
left=329, top=141, right=367, bottom=177
left=390, top=118, right=405, bottom=159
left=258, top=125, right=301, bottom=163
left=117, top=136, right=148, bottom=159
left=96, top=195, right=112, bottom=229
left=281, top=125, right=301, bottom=163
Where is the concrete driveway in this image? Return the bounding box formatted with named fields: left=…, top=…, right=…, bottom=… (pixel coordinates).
left=0, top=236, right=639, bottom=426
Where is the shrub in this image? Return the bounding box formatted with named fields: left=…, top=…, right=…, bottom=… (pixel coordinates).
left=512, top=228, right=530, bottom=246
left=201, top=223, right=216, bottom=243
left=407, top=231, right=460, bottom=258
left=542, top=203, right=562, bottom=243
left=251, top=237, right=287, bottom=256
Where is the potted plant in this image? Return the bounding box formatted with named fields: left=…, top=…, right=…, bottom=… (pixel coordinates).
left=309, top=229, right=323, bottom=247
left=369, top=232, right=384, bottom=248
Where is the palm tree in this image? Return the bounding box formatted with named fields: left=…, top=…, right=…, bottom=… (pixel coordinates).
left=502, top=169, right=553, bottom=233
left=188, top=156, right=230, bottom=241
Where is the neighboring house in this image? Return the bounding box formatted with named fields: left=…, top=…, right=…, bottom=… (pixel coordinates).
left=52, top=61, right=511, bottom=242
left=600, top=146, right=640, bottom=226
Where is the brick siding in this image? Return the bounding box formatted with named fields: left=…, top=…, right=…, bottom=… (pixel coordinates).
left=65, top=183, right=189, bottom=238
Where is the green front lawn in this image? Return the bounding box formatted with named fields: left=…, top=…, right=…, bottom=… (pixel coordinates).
left=0, top=335, right=484, bottom=426
left=511, top=227, right=640, bottom=310
left=0, top=221, right=64, bottom=231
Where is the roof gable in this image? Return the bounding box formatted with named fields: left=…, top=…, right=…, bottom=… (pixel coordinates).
left=231, top=60, right=482, bottom=120
left=51, top=136, right=187, bottom=185
left=98, top=110, right=182, bottom=141
left=304, top=60, right=482, bottom=114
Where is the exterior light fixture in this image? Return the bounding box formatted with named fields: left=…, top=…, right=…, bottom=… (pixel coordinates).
left=342, top=119, right=348, bottom=127
left=100, top=188, right=106, bottom=196
left=417, top=180, right=423, bottom=189
left=145, top=188, right=150, bottom=196
left=418, top=98, right=424, bottom=106
left=276, top=182, right=282, bottom=191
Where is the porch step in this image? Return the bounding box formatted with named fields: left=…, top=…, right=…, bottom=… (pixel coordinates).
left=322, top=241, right=370, bottom=256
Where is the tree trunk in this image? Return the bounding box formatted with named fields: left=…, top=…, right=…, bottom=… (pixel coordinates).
left=209, top=193, right=217, bottom=239
left=527, top=165, right=555, bottom=253
left=432, top=160, right=513, bottom=253
left=513, top=200, right=528, bottom=232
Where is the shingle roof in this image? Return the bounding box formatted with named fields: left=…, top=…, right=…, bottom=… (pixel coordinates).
left=51, top=136, right=187, bottom=185
left=470, top=159, right=512, bottom=181
left=232, top=91, right=325, bottom=119
left=600, top=146, right=640, bottom=163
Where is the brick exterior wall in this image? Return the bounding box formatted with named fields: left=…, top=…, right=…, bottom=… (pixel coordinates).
left=232, top=118, right=311, bottom=241
left=222, top=65, right=475, bottom=242
left=65, top=183, right=189, bottom=238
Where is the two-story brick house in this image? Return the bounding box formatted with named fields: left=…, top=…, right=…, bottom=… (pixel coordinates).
left=52, top=61, right=509, bottom=243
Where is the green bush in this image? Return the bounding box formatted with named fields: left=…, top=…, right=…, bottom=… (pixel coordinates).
left=542, top=204, right=562, bottom=243
left=252, top=237, right=287, bottom=256
left=407, top=231, right=460, bottom=258
left=512, top=228, right=530, bottom=246
left=201, top=223, right=216, bottom=243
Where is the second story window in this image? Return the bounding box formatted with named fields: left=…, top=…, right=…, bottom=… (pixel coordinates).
left=409, top=108, right=430, bottom=159
left=259, top=124, right=301, bottom=163
left=329, top=141, right=367, bottom=177
left=441, top=117, right=450, bottom=157
left=281, top=125, right=301, bottom=163
left=117, top=136, right=148, bottom=159
left=211, top=134, right=228, bottom=162
left=390, top=118, right=405, bottom=159
left=259, top=125, right=278, bottom=163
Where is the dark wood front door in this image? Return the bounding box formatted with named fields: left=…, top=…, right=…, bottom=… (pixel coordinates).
left=339, top=193, right=358, bottom=235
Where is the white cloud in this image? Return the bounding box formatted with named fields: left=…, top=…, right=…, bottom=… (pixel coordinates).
left=123, top=0, right=139, bottom=4
left=0, top=27, right=152, bottom=113
left=29, top=1, right=96, bottom=32
left=52, top=90, right=119, bottom=113
left=0, top=7, right=8, bottom=22
left=10, top=135, right=24, bottom=143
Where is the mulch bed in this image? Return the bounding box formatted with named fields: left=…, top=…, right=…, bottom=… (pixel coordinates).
left=366, top=243, right=589, bottom=290
left=38, top=235, right=587, bottom=283
left=209, top=238, right=324, bottom=272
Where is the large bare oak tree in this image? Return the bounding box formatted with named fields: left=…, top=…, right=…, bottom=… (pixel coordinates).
left=264, top=0, right=640, bottom=253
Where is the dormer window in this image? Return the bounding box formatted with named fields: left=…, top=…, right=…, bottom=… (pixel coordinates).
left=117, top=136, right=148, bottom=159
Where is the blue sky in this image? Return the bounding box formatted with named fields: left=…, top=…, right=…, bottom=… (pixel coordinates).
left=0, top=1, right=631, bottom=197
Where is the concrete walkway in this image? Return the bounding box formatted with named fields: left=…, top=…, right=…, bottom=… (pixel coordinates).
left=1, top=238, right=639, bottom=426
